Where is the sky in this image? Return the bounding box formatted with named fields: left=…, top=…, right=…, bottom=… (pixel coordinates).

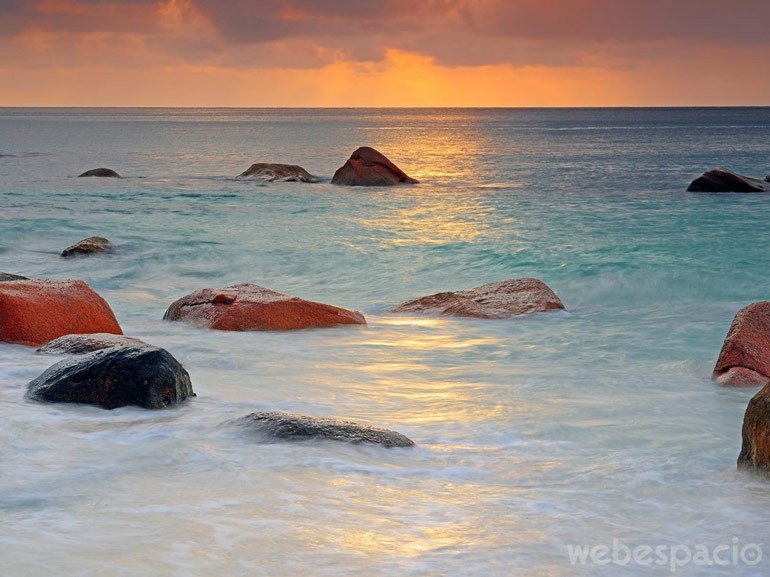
left=1, top=0, right=769, bottom=107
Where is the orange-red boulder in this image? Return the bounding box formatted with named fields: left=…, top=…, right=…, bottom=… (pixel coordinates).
left=163, top=284, right=366, bottom=331
left=0, top=279, right=122, bottom=347
left=331, top=147, right=418, bottom=186
left=713, top=302, right=770, bottom=387
left=390, top=278, right=565, bottom=319
left=738, top=382, right=770, bottom=473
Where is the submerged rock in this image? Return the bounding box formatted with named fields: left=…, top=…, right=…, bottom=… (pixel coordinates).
left=390, top=278, right=565, bottom=319
left=331, top=147, right=418, bottom=186
left=687, top=168, right=769, bottom=193
left=79, top=168, right=120, bottom=178
left=61, top=236, right=112, bottom=257
left=235, top=411, right=415, bottom=448
left=0, top=279, right=122, bottom=347
left=163, top=283, right=366, bottom=331
left=713, top=302, right=770, bottom=387
left=738, top=382, right=770, bottom=473
left=0, top=272, right=28, bottom=281
left=37, top=333, right=148, bottom=355
left=27, top=345, right=194, bottom=410
left=237, top=163, right=319, bottom=182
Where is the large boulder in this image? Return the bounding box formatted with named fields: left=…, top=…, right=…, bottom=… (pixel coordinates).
left=61, top=236, right=112, bottom=257
left=713, top=302, right=770, bottom=386
left=234, top=411, right=415, bottom=448
left=390, top=278, right=565, bottom=319
left=27, top=345, right=194, bottom=410
left=738, top=382, right=770, bottom=473
left=0, top=272, right=28, bottom=281
left=37, top=333, right=147, bottom=355
left=237, top=163, right=319, bottom=182
left=687, top=168, right=769, bottom=192
left=79, top=168, right=120, bottom=178
left=331, top=147, right=418, bottom=186
left=0, top=279, right=122, bottom=346
left=163, top=283, right=366, bottom=331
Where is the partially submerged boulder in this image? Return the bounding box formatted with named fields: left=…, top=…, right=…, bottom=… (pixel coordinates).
left=0, top=279, right=122, bottom=346
left=0, top=272, right=28, bottom=281
left=687, top=168, right=769, bottom=193
left=163, top=283, right=366, bottom=331
left=237, top=163, right=319, bottom=182
left=61, top=236, right=112, bottom=257
left=27, top=344, right=194, bottom=410
left=738, top=382, right=770, bottom=473
left=390, top=278, right=565, bottom=319
left=79, top=168, right=120, bottom=178
left=331, top=147, right=418, bottom=186
left=713, top=302, right=770, bottom=387
left=234, top=411, right=414, bottom=448
left=37, top=333, right=147, bottom=355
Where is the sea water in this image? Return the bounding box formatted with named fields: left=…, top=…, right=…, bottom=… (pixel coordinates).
left=1, top=107, right=770, bottom=576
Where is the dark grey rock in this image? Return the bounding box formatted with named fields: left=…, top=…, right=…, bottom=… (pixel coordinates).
left=61, top=236, right=112, bottom=257
left=37, top=333, right=148, bottom=355
left=78, top=168, right=120, bottom=178
left=687, top=168, right=769, bottom=192
left=27, top=345, right=195, bottom=410
left=237, top=163, right=320, bottom=182
left=235, top=411, right=415, bottom=448
left=0, top=272, right=28, bottom=281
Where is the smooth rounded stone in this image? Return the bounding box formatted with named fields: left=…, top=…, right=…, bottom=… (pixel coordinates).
left=713, top=302, right=770, bottom=387
left=237, top=163, right=320, bottom=182
left=37, top=333, right=148, bottom=355
left=234, top=411, right=415, bottom=448
left=0, top=279, right=122, bottom=347
left=78, top=168, right=120, bottom=178
left=0, top=272, right=28, bottom=281
left=331, top=146, right=418, bottom=186
left=390, top=278, right=565, bottom=319
left=27, top=345, right=194, bottom=410
left=61, top=236, right=112, bottom=257
left=687, top=168, right=769, bottom=192
left=738, top=382, right=770, bottom=473
left=163, top=283, right=366, bottom=331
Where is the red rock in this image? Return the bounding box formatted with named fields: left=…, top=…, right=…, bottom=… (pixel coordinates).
left=0, top=279, right=123, bottom=347
left=331, top=147, right=418, bottom=186
left=713, top=302, right=770, bottom=387
left=390, top=278, right=565, bottom=319
left=738, top=382, right=770, bottom=473
left=163, top=284, right=366, bottom=331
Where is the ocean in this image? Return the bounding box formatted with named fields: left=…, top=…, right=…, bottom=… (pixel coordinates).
left=1, top=107, right=769, bottom=576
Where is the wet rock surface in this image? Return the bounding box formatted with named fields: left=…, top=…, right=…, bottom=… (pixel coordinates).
left=0, top=272, right=28, bottom=281
left=738, top=382, right=770, bottom=473
left=61, top=236, right=113, bottom=257
left=331, top=147, right=418, bottom=186
left=37, top=333, right=148, bottom=355
left=713, top=302, right=770, bottom=387
left=237, top=163, right=319, bottom=182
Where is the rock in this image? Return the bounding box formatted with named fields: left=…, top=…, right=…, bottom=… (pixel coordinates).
left=331, top=147, right=418, bottom=186
left=163, top=283, right=366, bottom=331
left=713, top=302, right=770, bottom=387
left=687, top=168, right=769, bottom=192
left=390, top=278, right=565, bottom=319
left=0, top=279, right=122, bottom=347
left=234, top=411, right=415, bottom=448
left=61, top=236, right=112, bottom=257
left=0, top=272, right=28, bottom=281
left=78, top=168, right=120, bottom=178
left=237, top=163, right=319, bottom=182
left=738, top=382, right=770, bottom=473
left=27, top=345, right=194, bottom=410
left=37, top=333, right=147, bottom=355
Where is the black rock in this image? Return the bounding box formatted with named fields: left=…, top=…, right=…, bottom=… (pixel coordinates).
left=27, top=345, right=195, bottom=410
left=234, top=411, right=415, bottom=448
left=687, top=168, right=769, bottom=192
left=37, top=333, right=148, bottom=355
left=0, top=272, right=28, bottom=281
left=78, top=168, right=121, bottom=178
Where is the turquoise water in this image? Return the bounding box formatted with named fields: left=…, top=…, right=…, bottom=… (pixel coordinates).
left=1, top=108, right=770, bottom=576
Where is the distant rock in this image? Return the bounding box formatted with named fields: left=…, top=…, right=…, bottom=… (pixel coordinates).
left=61, top=236, right=112, bottom=258
left=164, top=283, right=366, bottom=331
left=37, top=333, right=148, bottom=355
left=738, top=382, right=770, bottom=474
left=331, top=147, right=418, bottom=186
left=79, top=168, right=120, bottom=178
left=234, top=411, right=415, bottom=448
left=0, top=279, right=122, bottom=347
left=713, top=302, right=770, bottom=387
left=237, top=163, right=319, bottom=182
left=390, top=278, right=565, bottom=319
left=0, top=272, right=28, bottom=281
left=27, top=344, right=194, bottom=410
left=687, top=168, right=769, bottom=193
